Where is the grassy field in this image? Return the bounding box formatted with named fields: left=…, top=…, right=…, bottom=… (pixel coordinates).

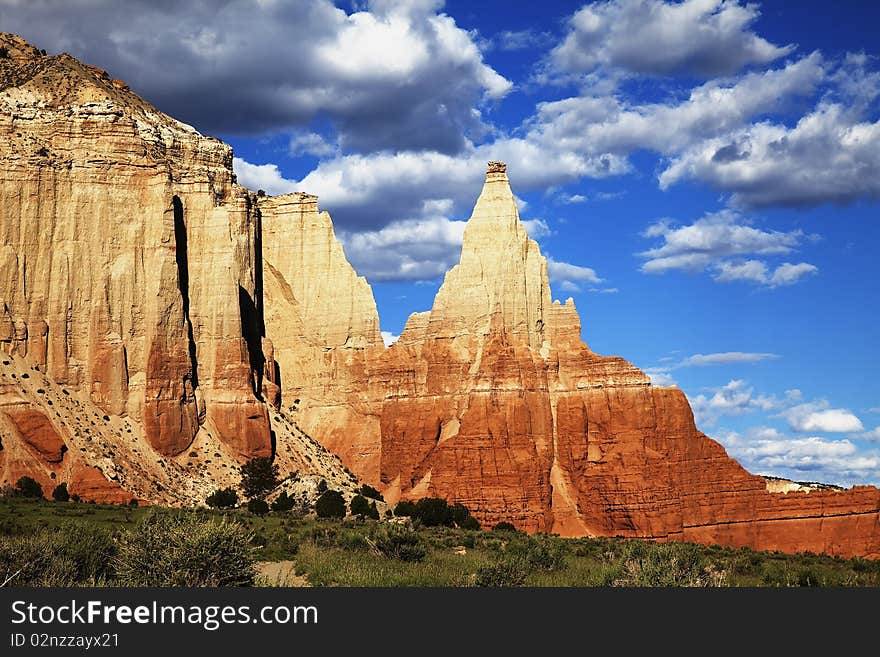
left=2, top=497, right=879, bottom=587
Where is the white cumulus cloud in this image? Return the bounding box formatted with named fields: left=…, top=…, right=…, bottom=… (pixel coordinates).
left=551, top=0, right=793, bottom=77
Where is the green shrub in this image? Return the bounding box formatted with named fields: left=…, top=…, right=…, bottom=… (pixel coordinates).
left=115, top=512, right=256, bottom=586
left=508, top=535, right=568, bottom=572
left=450, top=502, right=480, bottom=530
left=128, top=499, right=138, bottom=507
left=14, top=476, right=43, bottom=498
left=206, top=487, right=238, bottom=509
left=240, top=457, right=279, bottom=500
left=475, top=556, right=528, bottom=587
left=369, top=524, right=427, bottom=562
left=271, top=491, right=295, bottom=512
left=52, top=482, right=70, bottom=502
left=0, top=524, right=116, bottom=586
left=413, top=497, right=452, bottom=526
left=247, top=498, right=269, bottom=515
left=493, top=521, right=517, bottom=533
left=614, top=541, right=724, bottom=587
left=315, top=490, right=346, bottom=519
left=350, top=494, right=379, bottom=519
left=395, top=498, right=479, bottom=528
left=359, top=484, right=384, bottom=501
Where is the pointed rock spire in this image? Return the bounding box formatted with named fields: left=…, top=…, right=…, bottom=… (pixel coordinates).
left=419, top=161, right=554, bottom=350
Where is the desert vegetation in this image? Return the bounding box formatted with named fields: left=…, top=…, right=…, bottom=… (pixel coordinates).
left=1, top=495, right=878, bottom=587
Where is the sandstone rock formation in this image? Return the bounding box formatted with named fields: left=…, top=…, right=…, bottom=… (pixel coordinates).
left=0, top=34, right=357, bottom=503
left=266, top=160, right=880, bottom=559
left=2, top=34, right=877, bottom=558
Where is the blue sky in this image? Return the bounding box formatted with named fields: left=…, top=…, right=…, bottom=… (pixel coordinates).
left=5, top=0, right=878, bottom=486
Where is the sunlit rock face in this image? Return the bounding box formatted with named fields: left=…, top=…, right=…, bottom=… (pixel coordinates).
left=272, top=160, right=880, bottom=558
left=0, top=35, right=359, bottom=505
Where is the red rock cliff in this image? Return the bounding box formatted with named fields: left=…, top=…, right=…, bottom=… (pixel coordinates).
left=271, top=161, right=880, bottom=558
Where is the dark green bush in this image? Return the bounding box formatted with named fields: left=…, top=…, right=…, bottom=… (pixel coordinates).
left=394, top=498, right=478, bottom=528
left=315, top=490, right=346, bottom=519
left=350, top=494, right=379, bottom=519
left=14, top=476, right=43, bottom=498
left=115, top=512, right=256, bottom=586
left=413, top=497, right=452, bottom=526
left=271, top=491, right=295, bottom=512
left=240, top=457, right=279, bottom=500
left=52, top=482, right=70, bottom=502
left=450, top=502, right=480, bottom=530
left=247, top=498, right=269, bottom=515
left=206, top=487, right=238, bottom=509
left=358, top=484, right=384, bottom=501
left=493, top=521, right=517, bottom=533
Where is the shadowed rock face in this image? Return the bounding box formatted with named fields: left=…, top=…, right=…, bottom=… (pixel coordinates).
left=267, top=162, right=880, bottom=559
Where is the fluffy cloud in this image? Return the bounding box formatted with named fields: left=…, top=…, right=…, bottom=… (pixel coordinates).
left=660, top=103, right=880, bottom=207
left=780, top=401, right=864, bottom=433
left=338, top=216, right=466, bottom=281
left=689, top=381, right=866, bottom=442
left=289, top=132, right=337, bottom=158
left=644, top=367, right=677, bottom=386
left=639, top=210, right=817, bottom=286
left=690, top=379, right=784, bottom=426
left=689, top=380, right=805, bottom=427
left=854, top=427, right=880, bottom=441
left=715, top=259, right=818, bottom=286
left=3, top=0, right=510, bottom=152
left=234, top=50, right=864, bottom=232
left=532, top=54, right=825, bottom=156
left=233, top=158, right=296, bottom=196
left=545, top=256, right=602, bottom=284
left=716, top=429, right=880, bottom=485
left=336, top=214, right=593, bottom=283
left=238, top=53, right=826, bottom=231
left=551, top=0, right=792, bottom=77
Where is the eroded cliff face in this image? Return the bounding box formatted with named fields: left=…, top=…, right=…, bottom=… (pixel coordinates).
left=0, top=35, right=358, bottom=503
left=3, top=34, right=877, bottom=558
left=266, top=160, right=880, bottom=558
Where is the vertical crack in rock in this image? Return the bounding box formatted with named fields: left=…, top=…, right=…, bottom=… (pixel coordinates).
left=238, top=285, right=264, bottom=400
left=172, top=195, right=198, bottom=391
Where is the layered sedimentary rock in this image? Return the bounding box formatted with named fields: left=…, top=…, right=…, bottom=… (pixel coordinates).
left=0, top=35, right=358, bottom=502
left=258, top=191, right=386, bottom=477
left=0, top=33, right=269, bottom=458
left=268, top=160, right=880, bottom=558
left=3, top=33, right=877, bottom=557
